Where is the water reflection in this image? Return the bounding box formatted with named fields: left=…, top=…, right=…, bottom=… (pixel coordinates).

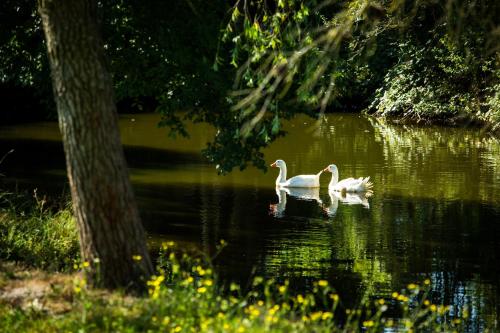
left=330, top=191, right=370, bottom=209
left=323, top=191, right=339, bottom=217
left=1, top=113, right=499, bottom=326
left=270, top=187, right=323, bottom=218
left=269, top=188, right=287, bottom=218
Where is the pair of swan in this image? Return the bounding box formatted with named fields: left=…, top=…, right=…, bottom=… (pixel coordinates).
left=270, top=159, right=373, bottom=193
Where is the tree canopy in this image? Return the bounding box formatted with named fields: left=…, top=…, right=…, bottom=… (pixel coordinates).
left=1, top=0, right=499, bottom=173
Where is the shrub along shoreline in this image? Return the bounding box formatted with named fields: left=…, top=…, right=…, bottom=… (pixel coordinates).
left=0, top=190, right=483, bottom=332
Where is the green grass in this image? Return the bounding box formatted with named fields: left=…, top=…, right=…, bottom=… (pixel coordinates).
left=0, top=190, right=79, bottom=270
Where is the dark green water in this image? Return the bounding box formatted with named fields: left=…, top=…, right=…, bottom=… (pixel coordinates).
left=1, top=113, right=499, bottom=328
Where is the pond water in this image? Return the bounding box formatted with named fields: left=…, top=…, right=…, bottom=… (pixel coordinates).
left=1, top=113, right=499, bottom=327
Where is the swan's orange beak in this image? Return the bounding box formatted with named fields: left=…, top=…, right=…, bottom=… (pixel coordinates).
left=270, top=162, right=277, bottom=167
left=323, top=167, right=330, bottom=172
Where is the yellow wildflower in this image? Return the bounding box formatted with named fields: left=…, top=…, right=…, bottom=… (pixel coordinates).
left=424, top=279, right=431, bottom=285
left=310, top=311, right=323, bottom=321
left=430, top=304, right=437, bottom=312
left=424, top=300, right=430, bottom=306
left=330, top=294, right=339, bottom=302
left=82, top=261, right=90, bottom=268
left=203, top=279, right=213, bottom=286
left=297, top=294, right=304, bottom=303
left=278, top=285, right=286, bottom=294
left=250, top=308, right=260, bottom=317
left=174, top=326, right=181, bottom=332
left=197, top=287, right=207, bottom=294
left=318, top=280, right=328, bottom=287
left=363, top=320, right=375, bottom=327
left=322, top=312, right=333, bottom=320
left=132, top=255, right=142, bottom=261
left=269, top=305, right=280, bottom=315
left=392, top=292, right=399, bottom=298
left=257, top=300, right=264, bottom=306
left=407, top=283, right=417, bottom=290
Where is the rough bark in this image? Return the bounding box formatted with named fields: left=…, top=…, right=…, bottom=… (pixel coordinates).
left=38, top=0, right=153, bottom=290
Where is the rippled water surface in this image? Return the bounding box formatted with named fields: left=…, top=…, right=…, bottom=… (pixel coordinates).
left=1, top=113, right=499, bottom=327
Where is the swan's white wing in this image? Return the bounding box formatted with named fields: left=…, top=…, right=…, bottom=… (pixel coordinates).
left=283, top=174, right=320, bottom=188
left=332, top=177, right=356, bottom=191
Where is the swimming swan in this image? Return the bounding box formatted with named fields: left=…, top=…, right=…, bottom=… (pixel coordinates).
left=270, top=159, right=323, bottom=188
left=324, top=164, right=373, bottom=193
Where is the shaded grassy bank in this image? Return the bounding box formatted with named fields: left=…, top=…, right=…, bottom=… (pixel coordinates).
left=0, top=190, right=79, bottom=270
left=0, top=191, right=487, bottom=332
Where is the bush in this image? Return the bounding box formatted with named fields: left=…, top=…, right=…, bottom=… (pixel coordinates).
left=369, top=30, right=500, bottom=129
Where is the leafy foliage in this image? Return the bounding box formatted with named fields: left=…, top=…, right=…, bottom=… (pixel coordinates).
left=370, top=26, right=499, bottom=127
left=1, top=0, right=498, bottom=172
left=223, top=0, right=500, bottom=138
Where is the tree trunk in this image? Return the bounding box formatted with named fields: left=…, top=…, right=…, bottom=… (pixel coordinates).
left=38, top=0, right=153, bottom=290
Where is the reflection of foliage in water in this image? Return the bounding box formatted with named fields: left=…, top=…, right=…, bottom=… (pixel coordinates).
left=369, top=117, right=500, bottom=205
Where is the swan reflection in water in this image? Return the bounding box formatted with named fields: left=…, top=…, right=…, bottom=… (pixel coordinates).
left=270, top=187, right=372, bottom=218
left=324, top=190, right=371, bottom=217
left=269, top=187, right=323, bottom=218
left=331, top=190, right=371, bottom=208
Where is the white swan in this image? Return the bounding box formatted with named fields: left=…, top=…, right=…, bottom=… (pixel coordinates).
left=270, top=159, right=322, bottom=188
left=324, top=164, right=373, bottom=193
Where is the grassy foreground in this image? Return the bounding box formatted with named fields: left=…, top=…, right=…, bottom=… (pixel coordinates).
left=0, top=191, right=478, bottom=332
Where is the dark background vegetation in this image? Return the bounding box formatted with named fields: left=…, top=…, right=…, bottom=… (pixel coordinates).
left=1, top=0, right=499, bottom=171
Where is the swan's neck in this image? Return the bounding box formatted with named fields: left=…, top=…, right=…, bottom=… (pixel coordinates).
left=328, top=170, right=339, bottom=188
left=276, top=165, right=287, bottom=185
